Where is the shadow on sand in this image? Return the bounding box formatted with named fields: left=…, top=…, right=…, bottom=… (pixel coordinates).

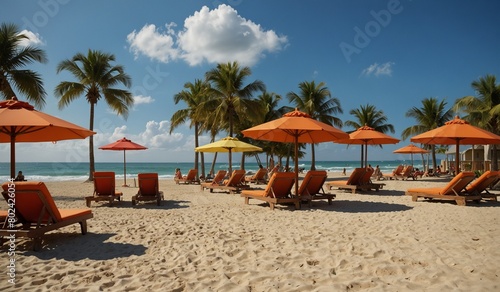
left=12, top=233, right=147, bottom=260
left=85, top=199, right=190, bottom=210
left=304, top=199, right=413, bottom=213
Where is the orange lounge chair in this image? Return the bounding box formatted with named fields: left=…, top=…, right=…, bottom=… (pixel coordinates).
left=1, top=181, right=93, bottom=251
left=245, top=168, right=268, bottom=184
left=202, top=169, right=249, bottom=194
left=200, top=170, right=227, bottom=190
left=465, top=170, right=500, bottom=202
left=241, top=172, right=299, bottom=210
left=85, top=172, right=123, bottom=207
left=175, top=169, right=199, bottom=184
left=405, top=171, right=480, bottom=206
left=132, top=173, right=164, bottom=206
left=383, top=165, right=404, bottom=180
left=396, top=165, right=415, bottom=180
left=298, top=170, right=336, bottom=206
left=327, top=168, right=383, bottom=194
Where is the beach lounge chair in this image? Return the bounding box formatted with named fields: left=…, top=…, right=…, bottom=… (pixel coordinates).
left=175, top=169, right=199, bottom=184
left=202, top=169, right=249, bottom=194
left=1, top=181, right=93, bottom=251
left=132, top=173, right=164, bottom=206
left=327, top=168, right=383, bottom=194
left=298, top=170, right=336, bottom=206
left=465, top=170, right=500, bottom=202
left=241, top=172, right=299, bottom=210
left=200, top=170, right=227, bottom=190
left=405, top=171, right=480, bottom=206
left=245, top=168, right=268, bottom=184
left=397, top=165, right=415, bottom=180
left=85, top=172, right=123, bottom=207
left=383, top=165, right=404, bottom=180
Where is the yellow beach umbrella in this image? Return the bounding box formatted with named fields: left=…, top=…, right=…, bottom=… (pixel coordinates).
left=195, top=137, right=262, bottom=175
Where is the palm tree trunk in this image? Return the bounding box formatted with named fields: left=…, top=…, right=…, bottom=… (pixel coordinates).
left=210, top=153, right=218, bottom=176
left=431, top=145, right=437, bottom=170
left=194, top=123, right=200, bottom=180
left=492, top=145, right=498, bottom=170
left=88, top=102, right=96, bottom=181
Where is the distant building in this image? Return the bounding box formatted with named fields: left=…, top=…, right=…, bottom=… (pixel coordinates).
left=443, top=145, right=500, bottom=171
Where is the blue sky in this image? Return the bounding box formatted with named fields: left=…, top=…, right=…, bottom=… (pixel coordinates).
left=1, top=0, right=500, bottom=164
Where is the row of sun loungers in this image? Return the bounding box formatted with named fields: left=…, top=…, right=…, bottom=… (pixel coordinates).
left=1, top=169, right=498, bottom=251
left=406, top=170, right=500, bottom=206
left=1, top=172, right=164, bottom=251
left=201, top=169, right=250, bottom=194
left=383, top=165, right=416, bottom=180
left=326, top=167, right=385, bottom=194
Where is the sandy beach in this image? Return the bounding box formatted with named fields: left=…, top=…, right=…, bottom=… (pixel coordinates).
left=1, top=173, right=499, bottom=291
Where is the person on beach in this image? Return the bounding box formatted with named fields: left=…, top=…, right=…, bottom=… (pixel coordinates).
left=372, top=165, right=383, bottom=180
left=269, top=163, right=281, bottom=176
left=174, top=168, right=183, bottom=182
left=14, top=170, right=25, bottom=181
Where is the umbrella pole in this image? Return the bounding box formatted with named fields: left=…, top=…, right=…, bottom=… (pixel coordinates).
left=455, top=140, right=460, bottom=174
left=10, top=132, right=15, bottom=179
left=364, top=142, right=368, bottom=168
left=123, top=150, right=127, bottom=186
left=360, top=145, right=364, bottom=167
left=229, top=149, right=232, bottom=176
left=294, top=135, right=299, bottom=197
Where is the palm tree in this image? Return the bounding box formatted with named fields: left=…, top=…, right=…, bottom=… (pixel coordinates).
left=255, top=91, right=290, bottom=169
left=345, top=104, right=395, bottom=167
left=454, top=74, right=500, bottom=170
left=0, top=23, right=47, bottom=108
left=287, top=80, right=343, bottom=170
left=55, top=49, right=133, bottom=181
left=345, top=104, right=395, bottom=133
left=204, top=61, right=266, bottom=136
left=402, top=97, right=453, bottom=171
left=204, top=61, right=265, bottom=174
left=170, top=79, right=211, bottom=179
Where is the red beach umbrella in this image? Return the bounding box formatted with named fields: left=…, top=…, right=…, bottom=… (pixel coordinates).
left=99, top=137, right=147, bottom=186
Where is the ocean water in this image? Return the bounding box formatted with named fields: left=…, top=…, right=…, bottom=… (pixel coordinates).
left=0, top=160, right=427, bottom=182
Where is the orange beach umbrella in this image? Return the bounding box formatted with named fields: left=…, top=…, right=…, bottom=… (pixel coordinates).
left=99, top=137, right=147, bottom=186
left=0, top=97, right=95, bottom=178
left=393, top=144, right=429, bottom=166
left=337, top=125, right=400, bottom=168
left=242, top=108, right=349, bottom=196
left=411, top=116, right=500, bottom=173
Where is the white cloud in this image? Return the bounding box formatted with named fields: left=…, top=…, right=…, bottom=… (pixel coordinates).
left=133, top=95, right=155, bottom=106
left=17, top=30, right=45, bottom=47
left=126, top=4, right=288, bottom=66
left=127, top=23, right=179, bottom=63
left=138, top=120, right=182, bottom=148
left=361, top=62, right=395, bottom=77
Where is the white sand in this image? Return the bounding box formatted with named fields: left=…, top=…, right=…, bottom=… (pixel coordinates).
left=0, top=173, right=499, bottom=291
